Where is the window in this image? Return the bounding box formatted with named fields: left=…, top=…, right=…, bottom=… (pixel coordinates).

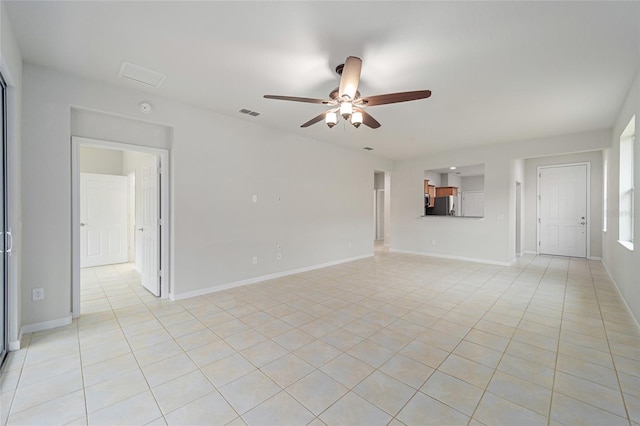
left=619, top=116, right=635, bottom=249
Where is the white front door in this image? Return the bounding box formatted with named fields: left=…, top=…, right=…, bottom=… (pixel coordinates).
left=140, top=157, right=160, bottom=296
left=538, top=164, right=588, bottom=257
left=80, top=173, right=128, bottom=267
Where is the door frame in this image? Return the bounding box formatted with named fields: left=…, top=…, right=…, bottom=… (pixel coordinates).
left=71, top=136, right=170, bottom=318
left=536, top=162, right=591, bottom=258
left=0, top=72, right=7, bottom=364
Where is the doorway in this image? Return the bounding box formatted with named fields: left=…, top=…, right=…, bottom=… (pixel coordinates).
left=515, top=181, right=522, bottom=256
left=375, top=189, right=384, bottom=240
left=373, top=170, right=391, bottom=251
left=537, top=163, right=589, bottom=258
left=0, top=73, right=9, bottom=366
left=72, top=137, right=170, bottom=318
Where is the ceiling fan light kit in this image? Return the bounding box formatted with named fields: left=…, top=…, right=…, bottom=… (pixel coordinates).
left=264, top=56, right=432, bottom=130
left=340, top=101, right=353, bottom=120
left=326, top=111, right=338, bottom=128
left=351, top=111, right=363, bottom=128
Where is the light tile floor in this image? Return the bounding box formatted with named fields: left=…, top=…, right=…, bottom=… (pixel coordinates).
left=1, top=252, right=639, bottom=425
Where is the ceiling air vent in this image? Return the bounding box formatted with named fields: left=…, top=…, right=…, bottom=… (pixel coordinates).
left=239, top=109, right=261, bottom=117
left=119, top=62, right=166, bottom=87
left=363, top=147, right=374, bottom=151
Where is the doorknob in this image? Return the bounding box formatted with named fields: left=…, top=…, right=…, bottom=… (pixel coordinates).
left=80, top=222, right=87, bottom=227
left=137, top=228, right=144, bottom=231
left=580, top=222, right=586, bottom=225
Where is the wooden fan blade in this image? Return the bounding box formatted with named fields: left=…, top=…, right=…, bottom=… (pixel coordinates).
left=338, top=56, right=362, bottom=100
left=300, top=112, right=327, bottom=128
left=264, top=95, right=329, bottom=104
left=355, top=108, right=381, bottom=129
left=360, top=90, right=431, bottom=107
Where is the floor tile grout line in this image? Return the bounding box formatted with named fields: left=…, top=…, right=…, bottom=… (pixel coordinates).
left=547, top=257, right=570, bottom=426
left=587, top=259, right=633, bottom=424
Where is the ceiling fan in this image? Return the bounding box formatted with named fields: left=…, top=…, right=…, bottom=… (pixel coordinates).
left=264, top=56, right=432, bottom=129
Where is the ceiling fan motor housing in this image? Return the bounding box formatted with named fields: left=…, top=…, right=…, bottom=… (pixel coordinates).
left=329, top=87, right=360, bottom=101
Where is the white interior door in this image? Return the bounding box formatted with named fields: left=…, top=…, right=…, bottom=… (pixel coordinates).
left=140, top=156, right=160, bottom=296
left=127, top=172, right=135, bottom=263
left=539, top=164, right=588, bottom=257
left=461, top=191, right=484, bottom=217
left=80, top=173, right=128, bottom=267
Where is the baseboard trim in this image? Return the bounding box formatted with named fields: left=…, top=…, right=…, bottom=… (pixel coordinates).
left=588, top=256, right=602, bottom=260
left=170, top=253, right=374, bottom=301
left=523, top=250, right=538, bottom=255
left=389, top=248, right=511, bottom=266
left=600, top=260, right=640, bottom=331
left=8, top=339, right=21, bottom=351
left=21, top=316, right=73, bottom=334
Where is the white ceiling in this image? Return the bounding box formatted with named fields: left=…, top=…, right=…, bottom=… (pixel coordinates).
left=5, top=1, right=640, bottom=160
left=428, top=164, right=485, bottom=178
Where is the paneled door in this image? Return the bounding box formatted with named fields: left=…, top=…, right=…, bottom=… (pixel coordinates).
left=140, top=156, right=160, bottom=296
left=80, top=173, right=128, bottom=267
left=538, top=164, right=588, bottom=257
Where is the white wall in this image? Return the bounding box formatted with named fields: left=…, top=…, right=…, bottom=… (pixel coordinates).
left=71, top=107, right=171, bottom=149
left=603, top=70, right=640, bottom=324
left=80, top=146, right=123, bottom=175
left=1, top=0, right=23, bottom=347
left=523, top=151, right=603, bottom=257
left=391, top=130, right=610, bottom=264
left=424, top=171, right=441, bottom=188
left=445, top=173, right=462, bottom=189
left=462, top=175, right=484, bottom=192
left=20, top=64, right=392, bottom=327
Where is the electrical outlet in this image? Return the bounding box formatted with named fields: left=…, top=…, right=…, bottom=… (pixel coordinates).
left=277, top=243, right=281, bottom=250
left=252, top=195, right=258, bottom=203
left=277, top=252, right=282, bottom=260
left=252, top=256, right=258, bottom=265
left=32, top=288, right=44, bottom=301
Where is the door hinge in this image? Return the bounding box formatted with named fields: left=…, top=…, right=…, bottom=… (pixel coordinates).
left=158, top=270, right=163, bottom=277
left=538, top=218, right=541, bottom=223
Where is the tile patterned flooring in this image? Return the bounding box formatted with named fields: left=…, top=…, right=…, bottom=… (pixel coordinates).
left=1, top=251, right=639, bottom=425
